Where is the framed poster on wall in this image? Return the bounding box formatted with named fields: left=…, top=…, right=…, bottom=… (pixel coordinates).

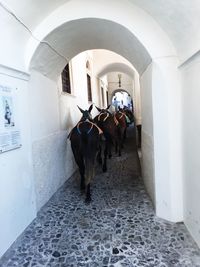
left=0, top=85, right=21, bottom=153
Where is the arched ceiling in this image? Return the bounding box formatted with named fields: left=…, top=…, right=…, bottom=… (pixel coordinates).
left=1, top=0, right=199, bottom=73
left=29, top=18, right=151, bottom=80
left=97, top=63, right=135, bottom=79
left=129, top=0, right=200, bottom=63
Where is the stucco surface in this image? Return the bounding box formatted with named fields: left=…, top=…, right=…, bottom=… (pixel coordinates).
left=32, top=131, right=76, bottom=211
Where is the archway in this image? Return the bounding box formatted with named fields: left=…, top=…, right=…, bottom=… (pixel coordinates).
left=111, top=89, right=133, bottom=112
left=0, top=0, right=190, bottom=257
left=27, top=12, right=182, bottom=224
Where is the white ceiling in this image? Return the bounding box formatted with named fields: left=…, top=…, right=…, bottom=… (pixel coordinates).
left=30, top=18, right=151, bottom=79
left=1, top=0, right=69, bottom=30
left=129, top=0, right=200, bottom=63
left=3, top=0, right=199, bottom=62
left=1, top=0, right=199, bottom=73
left=97, top=63, right=135, bottom=79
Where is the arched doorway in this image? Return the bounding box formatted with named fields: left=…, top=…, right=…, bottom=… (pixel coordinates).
left=0, top=0, right=187, bottom=257
left=1, top=0, right=200, bottom=257
left=111, top=90, right=133, bottom=112
left=27, top=14, right=182, bottom=224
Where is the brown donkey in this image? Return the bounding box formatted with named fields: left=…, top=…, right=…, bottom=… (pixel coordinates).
left=68, top=104, right=102, bottom=202
left=115, top=109, right=127, bottom=152
left=94, top=105, right=121, bottom=172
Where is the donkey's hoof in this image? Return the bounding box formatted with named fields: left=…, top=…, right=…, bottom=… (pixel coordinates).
left=108, top=154, right=112, bottom=159
left=85, top=197, right=91, bottom=204
left=98, top=158, right=102, bottom=164
left=103, top=166, right=107, bottom=172
left=80, top=184, right=85, bottom=192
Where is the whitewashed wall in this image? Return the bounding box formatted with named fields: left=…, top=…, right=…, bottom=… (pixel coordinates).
left=133, top=71, right=142, bottom=125
left=99, top=75, right=108, bottom=108
left=107, top=72, right=134, bottom=101
left=152, top=58, right=183, bottom=222
left=140, top=58, right=183, bottom=223
left=29, top=51, right=101, bottom=212
left=58, top=51, right=101, bottom=131
left=140, top=64, right=155, bottom=204
left=28, top=70, right=70, bottom=211
left=181, top=52, right=200, bottom=247
left=0, top=66, right=36, bottom=257
left=0, top=50, right=102, bottom=258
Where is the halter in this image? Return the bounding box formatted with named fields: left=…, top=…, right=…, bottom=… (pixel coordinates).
left=98, top=112, right=109, bottom=122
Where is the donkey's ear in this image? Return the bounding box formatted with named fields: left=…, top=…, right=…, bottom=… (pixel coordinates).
left=106, top=104, right=111, bottom=110
left=88, top=104, right=93, bottom=113
left=95, top=106, right=102, bottom=112
left=77, top=105, right=84, bottom=113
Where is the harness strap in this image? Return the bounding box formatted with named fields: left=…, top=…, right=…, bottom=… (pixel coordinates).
left=118, top=111, right=125, bottom=120
left=114, top=115, right=119, bottom=125
left=77, top=121, right=103, bottom=135
left=98, top=113, right=109, bottom=122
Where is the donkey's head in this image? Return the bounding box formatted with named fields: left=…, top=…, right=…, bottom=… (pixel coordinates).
left=95, top=104, right=111, bottom=114
left=77, top=104, right=93, bottom=122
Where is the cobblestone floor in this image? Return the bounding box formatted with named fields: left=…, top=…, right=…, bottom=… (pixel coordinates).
left=1, top=128, right=200, bottom=266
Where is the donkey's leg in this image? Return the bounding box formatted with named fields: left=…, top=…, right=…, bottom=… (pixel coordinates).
left=115, top=141, right=118, bottom=154
left=85, top=183, right=91, bottom=203
left=97, top=144, right=102, bottom=164
left=103, top=141, right=108, bottom=172
left=72, top=147, right=85, bottom=191
left=79, top=165, right=85, bottom=191
left=116, top=128, right=122, bottom=157
left=108, top=139, right=112, bottom=159
left=118, top=140, right=122, bottom=157
left=121, top=128, right=125, bottom=149
left=85, top=159, right=96, bottom=203
left=123, top=127, right=127, bottom=142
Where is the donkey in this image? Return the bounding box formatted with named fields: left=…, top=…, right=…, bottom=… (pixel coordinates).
left=114, top=108, right=127, bottom=150
left=94, top=105, right=121, bottom=172
left=119, top=107, right=135, bottom=140
left=68, top=104, right=103, bottom=203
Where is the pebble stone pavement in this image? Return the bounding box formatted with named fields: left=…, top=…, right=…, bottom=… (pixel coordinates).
left=1, top=127, right=200, bottom=267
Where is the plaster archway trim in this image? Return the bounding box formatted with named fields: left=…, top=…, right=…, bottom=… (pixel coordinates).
left=25, top=0, right=177, bottom=72
left=28, top=18, right=152, bottom=80
left=110, top=89, right=133, bottom=100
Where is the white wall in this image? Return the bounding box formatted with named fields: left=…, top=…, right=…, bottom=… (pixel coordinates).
left=181, top=52, right=200, bottom=247
left=152, top=57, right=183, bottom=222
left=29, top=51, right=101, bottom=212
left=0, top=50, right=102, bottom=257
left=0, top=66, right=36, bottom=257
left=28, top=70, right=72, bottom=211
left=140, top=58, right=183, bottom=223
left=59, top=51, right=101, bottom=131
left=133, top=71, right=142, bottom=125
left=140, top=64, right=155, bottom=205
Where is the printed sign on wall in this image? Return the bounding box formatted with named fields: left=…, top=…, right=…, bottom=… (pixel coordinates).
left=0, top=85, right=21, bottom=153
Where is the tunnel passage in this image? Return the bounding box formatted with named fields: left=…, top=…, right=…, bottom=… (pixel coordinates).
left=25, top=8, right=184, bottom=226
left=0, top=127, right=199, bottom=266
